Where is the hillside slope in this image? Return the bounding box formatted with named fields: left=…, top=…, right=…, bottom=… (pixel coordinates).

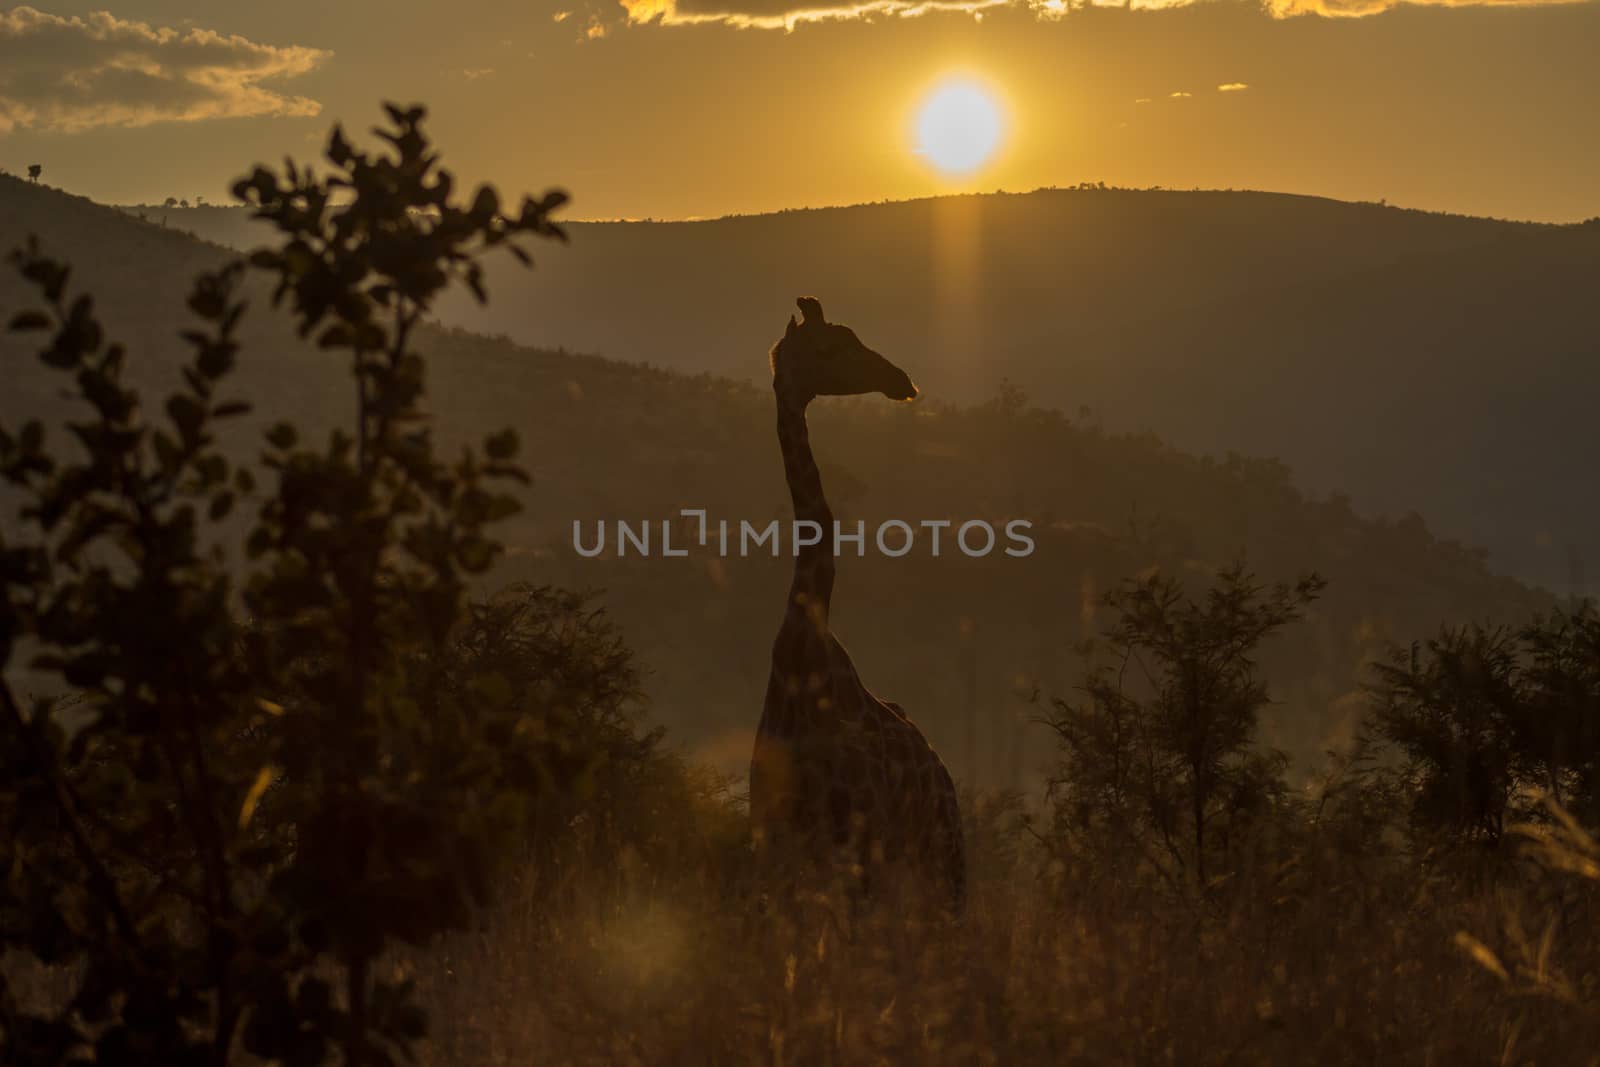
left=3, top=176, right=1550, bottom=780
left=139, top=188, right=1600, bottom=593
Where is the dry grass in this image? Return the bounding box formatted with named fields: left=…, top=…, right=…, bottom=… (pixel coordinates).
left=405, top=789, right=1600, bottom=1067
left=6, top=779, right=1597, bottom=1064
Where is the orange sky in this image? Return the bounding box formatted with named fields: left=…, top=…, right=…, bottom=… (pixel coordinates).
left=2, top=0, right=1598, bottom=222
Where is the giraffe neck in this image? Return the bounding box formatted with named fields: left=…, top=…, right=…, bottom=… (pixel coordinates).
left=775, top=383, right=835, bottom=633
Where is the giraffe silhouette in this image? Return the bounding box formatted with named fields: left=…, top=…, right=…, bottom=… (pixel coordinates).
left=750, top=296, right=966, bottom=914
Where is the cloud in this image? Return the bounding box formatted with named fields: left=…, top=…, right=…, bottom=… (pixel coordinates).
left=616, top=0, right=1595, bottom=31
left=1169, top=90, right=1192, bottom=98
left=1217, top=82, right=1249, bottom=91
left=0, top=6, right=329, bottom=134
left=1267, top=0, right=1592, bottom=14
left=463, top=67, right=496, bottom=79
left=620, top=0, right=1042, bottom=31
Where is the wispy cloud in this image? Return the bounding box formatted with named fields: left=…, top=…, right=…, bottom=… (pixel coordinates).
left=0, top=5, right=329, bottom=134
left=463, top=67, right=496, bottom=79
left=1267, top=0, right=1592, bottom=14
left=616, top=0, right=1593, bottom=32
left=1169, top=90, right=1193, bottom=98
left=621, top=0, right=1031, bottom=32
left=1217, top=82, right=1249, bottom=91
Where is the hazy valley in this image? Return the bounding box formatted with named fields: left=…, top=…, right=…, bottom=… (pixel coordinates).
left=1, top=174, right=1553, bottom=782
left=128, top=188, right=1600, bottom=596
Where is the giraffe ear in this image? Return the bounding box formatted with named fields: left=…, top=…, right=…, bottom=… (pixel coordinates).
left=796, top=296, right=825, bottom=326
left=785, top=314, right=798, bottom=337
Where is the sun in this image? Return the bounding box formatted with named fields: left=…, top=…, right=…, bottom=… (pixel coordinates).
left=914, top=78, right=1005, bottom=177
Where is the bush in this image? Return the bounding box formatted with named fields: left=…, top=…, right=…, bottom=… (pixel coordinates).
left=1369, top=605, right=1600, bottom=845
left=1044, top=563, right=1323, bottom=891
left=0, top=103, right=598, bottom=1066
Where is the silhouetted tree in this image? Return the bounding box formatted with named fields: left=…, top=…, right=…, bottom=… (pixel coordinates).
left=1047, top=563, right=1323, bottom=889
left=0, top=102, right=573, bottom=1066
left=1518, top=604, right=1600, bottom=821
left=26, top=164, right=40, bottom=183
left=1369, top=626, right=1522, bottom=844
left=1369, top=605, right=1600, bottom=841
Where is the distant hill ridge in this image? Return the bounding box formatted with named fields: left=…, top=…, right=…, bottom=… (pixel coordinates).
left=0, top=174, right=1560, bottom=779
left=117, top=181, right=1600, bottom=593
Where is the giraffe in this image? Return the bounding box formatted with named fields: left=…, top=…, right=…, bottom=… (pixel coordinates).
left=750, top=295, right=966, bottom=915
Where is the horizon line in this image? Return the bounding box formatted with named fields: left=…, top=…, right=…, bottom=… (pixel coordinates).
left=95, top=181, right=1598, bottom=230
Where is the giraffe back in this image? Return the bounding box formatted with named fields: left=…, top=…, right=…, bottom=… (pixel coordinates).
left=752, top=633, right=966, bottom=913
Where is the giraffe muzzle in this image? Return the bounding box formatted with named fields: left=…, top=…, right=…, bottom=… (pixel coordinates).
left=879, top=364, right=919, bottom=402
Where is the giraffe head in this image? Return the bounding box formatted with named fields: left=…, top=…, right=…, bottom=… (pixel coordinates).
left=770, top=297, right=918, bottom=404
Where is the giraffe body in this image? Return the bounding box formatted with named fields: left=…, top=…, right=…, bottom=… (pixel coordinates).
left=750, top=297, right=965, bottom=913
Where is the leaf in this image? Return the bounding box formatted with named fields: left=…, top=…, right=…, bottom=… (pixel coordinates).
left=318, top=324, right=354, bottom=349
left=265, top=422, right=298, bottom=450
left=471, top=185, right=500, bottom=220
left=167, top=393, right=205, bottom=439
left=197, top=342, right=238, bottom=380
left=327, top=125, right=353, bottom=166
left=238, top=765, right=279, bottom=831
left=41, top=262, right=69, bottom=303
left=484, top=429, right=518, bottom=460
left=40, top=341, right=78, bottom=370
left=152, top=430, right=181, bottom=473
left=8, top=310, right=51, bottom=332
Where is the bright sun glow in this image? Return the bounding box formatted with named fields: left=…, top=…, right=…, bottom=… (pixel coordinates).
left=915, top=79, right=1005, bottom=176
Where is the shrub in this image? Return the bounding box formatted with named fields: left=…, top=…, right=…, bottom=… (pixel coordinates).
left=0, top=103, right=587, bottom=1066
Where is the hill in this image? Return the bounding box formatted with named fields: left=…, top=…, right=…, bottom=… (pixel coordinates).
left=3, top=174, right=1551, bottom=781
left=134, top=187, right=1600, bottom=595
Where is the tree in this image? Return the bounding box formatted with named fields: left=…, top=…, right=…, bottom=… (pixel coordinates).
left=164, top=196, right=179, bottom=208
left=1369, top=605, right=1600, bottom=841
left=1047, top=563, right=1323, bottom=889
left=1515, top=604, right=1600, bottom=822
left=1369, top=626, right=1522, bottom=844
left=0, top=102, right=575, bottom=1066
left=26, top=164, right=40, bottom=183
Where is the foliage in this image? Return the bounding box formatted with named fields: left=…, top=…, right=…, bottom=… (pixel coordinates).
left=0, top=103, right=577, bottom=1065
left=26, top=165, right=40, bottom=184
left=1368, top=604, right=1600, bottom=843
left=1044, top=563, right=1324, bottom=888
